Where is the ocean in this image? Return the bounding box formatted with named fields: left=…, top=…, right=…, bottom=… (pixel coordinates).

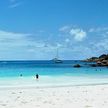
left=0, top=60, right=108, bottom=87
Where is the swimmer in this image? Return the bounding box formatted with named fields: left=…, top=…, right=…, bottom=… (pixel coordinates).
left=36, top=74, right=39, bottom=80
left=20, top=74, right=22, bottom=77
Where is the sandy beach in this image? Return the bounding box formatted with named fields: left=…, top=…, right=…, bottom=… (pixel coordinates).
left=0, top=85, right=108, bottom=108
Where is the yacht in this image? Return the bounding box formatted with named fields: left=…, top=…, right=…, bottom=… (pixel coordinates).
left=52, top=48, right=63, bottom=63
left=52, top=58, right=63, bottom=63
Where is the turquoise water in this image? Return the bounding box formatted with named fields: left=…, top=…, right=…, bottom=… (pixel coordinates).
left=0, top=60, right=108, bottom=87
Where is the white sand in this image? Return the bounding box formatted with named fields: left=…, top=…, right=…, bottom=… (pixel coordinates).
left=0, top=85, right=108, bottom=108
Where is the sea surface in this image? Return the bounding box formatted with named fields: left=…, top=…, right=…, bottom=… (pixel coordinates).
left=0, top=60, right=108, bottom=87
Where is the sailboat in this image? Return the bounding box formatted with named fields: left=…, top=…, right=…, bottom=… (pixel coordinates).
left=52, top=48, right=63, bottom=63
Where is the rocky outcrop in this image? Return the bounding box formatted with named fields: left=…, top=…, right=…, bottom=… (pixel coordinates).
left=84, top=54, right=108, bottom=67
left=73, top=64, right=81, bottom=68
left=83, top=57, right=98, bottom=62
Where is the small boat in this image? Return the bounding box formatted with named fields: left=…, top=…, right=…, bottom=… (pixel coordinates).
left=52, top=58, right=63, bottom=63
left=52, top=48, right=63, bottom=63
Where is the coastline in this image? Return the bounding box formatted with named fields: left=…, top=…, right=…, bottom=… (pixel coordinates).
left=1, top=82, right=108, bottom=89
left=0, top=84, right=108, bottom=108
left=0, top=60, right=108, bottom=108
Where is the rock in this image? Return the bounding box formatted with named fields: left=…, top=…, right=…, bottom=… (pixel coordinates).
left=102, top=60, right=108, bottom=64
left=104, top=55, right=108, bottom=60
left=97, top=61, right=102, bottom=65
left=96, top=60, right=108, bottom=66
left=73, top=64, right=81, bottom=68
left=84, top=54, right=108, bottom=67
left=83, top=57, right=98, bottom=62
left=99, top=54, right=107, bottom=58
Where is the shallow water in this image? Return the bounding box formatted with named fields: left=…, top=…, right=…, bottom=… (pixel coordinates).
left=0, top=60, right=108, bottom=87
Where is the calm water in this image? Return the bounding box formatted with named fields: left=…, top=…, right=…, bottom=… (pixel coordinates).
left=0, top=60, right=108, bottom=87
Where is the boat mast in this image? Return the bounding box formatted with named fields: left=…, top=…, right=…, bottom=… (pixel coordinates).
left=56, top=48, right=59, bottom=59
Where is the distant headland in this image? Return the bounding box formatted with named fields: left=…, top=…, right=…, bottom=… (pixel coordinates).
left=83, top=54, right=108, bottom=67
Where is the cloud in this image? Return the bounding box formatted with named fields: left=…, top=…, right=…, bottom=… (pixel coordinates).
left=0, top=29, right=57, bottom=60
left=59, top=26, right=70, bottom=32
left=9, top=2, right=22, bottom=8
left=65, top=38, right=70, bottom=43
left=87, top=27, right=108, bottom=54
left=89, top=28, right=95, bottom=32
left=0, top=30, right=33, bottom=48
left=89, top=27, right=108, bottom=33
left=9, top=0, right=22, bottom=8
left=59, top=26, right=87, bottom=42
left=32, top=26, right=108, bottom=59
left=94, top=39, right=108, bottom=51
left=0, top=30, right=64, bottom=52
left=58, top=25, right=108, bottom=58
left=1, top=26, right=108, bottom=60
left=70, top=28, right=87, bottom=41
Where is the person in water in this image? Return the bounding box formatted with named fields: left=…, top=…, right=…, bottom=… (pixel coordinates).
left=20, top=74, right=22, bottom=77
left=36, top=74, right=39, bottom=80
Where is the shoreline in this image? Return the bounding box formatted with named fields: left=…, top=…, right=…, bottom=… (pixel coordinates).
left=0, top=82, right=108, bottom=90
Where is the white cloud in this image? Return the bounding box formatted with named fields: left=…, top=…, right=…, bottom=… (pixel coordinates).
left=9, top=2, right=22, bottom=8
left=70, top=28, right=87, bottom=41
left=59, top=26, right=70, bottom=32
left=59, top=26, right=87, bottom=42
left=0, top=30, right=64, bottom=52
left=89, top=28, right=95, bottom=32
left=56, top=43, right=62, bottom=48
left=65, top=38, right=70, bottom=43
left=95, top=39, right=108, bottom=50
left=0, top=30, right=29, bottom=38
left=1, top=26, right=108, bottom=60
left=89, top=27, right=108, bottom=33
left=0, top=30, right=56, bottom=60
left=9, top=0, right=22, bottom=8
left=0, top=30, right=34, bottom=49
left=58, top=26, right=108, bottom=58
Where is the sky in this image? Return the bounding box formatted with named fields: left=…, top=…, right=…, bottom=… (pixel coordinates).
left=0, top=0, right=108, bottom=60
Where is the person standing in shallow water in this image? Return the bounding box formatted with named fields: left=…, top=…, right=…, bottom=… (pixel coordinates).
left=36, top=74, right=39, bottom=80
left=20, top=74, right=22, bottom=77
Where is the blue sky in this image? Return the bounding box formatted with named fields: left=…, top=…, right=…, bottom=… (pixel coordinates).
left=0, top=0, right=108, bottom=60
